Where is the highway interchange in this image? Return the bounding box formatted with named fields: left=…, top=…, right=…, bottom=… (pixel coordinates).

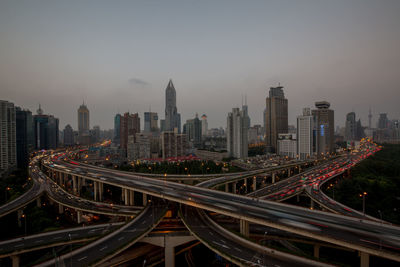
left=1, top=139, right=400, bottom=266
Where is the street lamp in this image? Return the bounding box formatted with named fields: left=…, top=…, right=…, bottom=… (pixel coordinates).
left=359, top=192, right=367, bottom=216
left=21, top=214, right=27, bottom=236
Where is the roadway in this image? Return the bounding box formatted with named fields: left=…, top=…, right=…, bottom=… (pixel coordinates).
left=0, top=223, right=122, bottom=258
left=42, top=154, right=400, bottom=262
left=35, top=197, right=168, bottom=267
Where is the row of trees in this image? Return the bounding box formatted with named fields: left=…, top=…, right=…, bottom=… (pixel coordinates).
left=330, top=144, right=400, bottom=224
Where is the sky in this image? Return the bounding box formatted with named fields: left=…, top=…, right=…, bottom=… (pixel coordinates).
left=1, top=0, right=399, bottom=130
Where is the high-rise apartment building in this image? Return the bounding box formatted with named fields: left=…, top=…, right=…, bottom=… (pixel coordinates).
left=312, top=101, right=334, bottom=155
left=227, top=107, right=249, bottom=158
left=16, top=107, right=34, bottom=168
left=120, top=112, right=140, bottom=151
left=183, top=114, right=202, bottom=147
left=114, top=114, right=121, bottom=144
left=345, top=112, right=356, bottom=141
left=265, top=85, right=288, bottom=153
left=78, top=102, right=89, bottom=135
left=160, top=131, right=188, bottom=159
left=378, top=113, right=388, bottom=129
left=164, top=80, right=181, bottom=133
left=144, top=112, right=159, bottom=133
left=63, top=124, right=74, bottom=146
left=0, top=100, right=16, bottom=173
left=277, top=133, right=297, bottom=159
left=297, top=108, right=313, bottom=160
left=201, top=114, right=208, bottom=137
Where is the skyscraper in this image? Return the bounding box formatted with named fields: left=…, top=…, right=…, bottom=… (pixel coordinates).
left=63, top=124, right=74, bottom=146
left=345, top=112, right=356, bottom=141
left=201, top=114, right=208, bottom=137
left=378, top=113, right=388, bottom=129
left=312, top=101, right=334, bottom=155
left=114, top=114, right=121, bottom=145
left=0, top=100, right=16, bottom=174
left=78, top=102, right=90, bottom=135
left=183, top=113, right=202, bottom=147
left=265, top=85, right=288, bottom=153
left=297, top=108, right=313, bottom=160
left=16, top=107, right=34, bottom=168
left=33, top=105, right=59, bottom=150
left=164, top=80, right=181, bottom=133
left=120, top=112, right=140, bottom=151
left=227, top=107, right=249, bottom=158
left=144, top=112, right=159, bottom=133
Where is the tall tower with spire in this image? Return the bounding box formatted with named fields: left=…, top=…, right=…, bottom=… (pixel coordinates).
left=164, top=80, right=181, bottom=133
left=78, top=101, right=90, bottom=136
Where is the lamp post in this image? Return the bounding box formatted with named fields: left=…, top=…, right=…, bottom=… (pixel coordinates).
left=21, top=214, right=27, bottom=236
left=359, top=192, right=367, bottom=216
left=378, top=210, right=383, bottom=225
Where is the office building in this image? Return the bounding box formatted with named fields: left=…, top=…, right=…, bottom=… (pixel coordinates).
left=227, top=107, right=249, bottom=158
left=114, top=114, right=121, bottom=145
left=297, top=108, right=313, bottom=160
left=164, top=80, right=181, bottom=133
left=144, top=112, right=159, bottom=133
left=160, top=131, right=188, bottom=159
left=312, top=101, right=334, bottom=155
left=183, top=114, right=202, bottom=148
left=77, top=102, right=90, bottom=145
left=345, top=112, right=356, bottom=141
left=0, top=100, right=16, bottom=174
left=120, top=112, right=140, bottom=151
left=277, top=133, right=297, bottom=159
left=33, top=105, right=59, bottom=150
left=265, top=85, right=288, bottom=153
left=378, top=113, right=389, bottom=129
left=201, top=114, right=208, bottom=137
left=16, top=107, right=34, bottom=168
left=127, top=133, right=151, bottom=161
left=63, top=124, right=74, bottom=146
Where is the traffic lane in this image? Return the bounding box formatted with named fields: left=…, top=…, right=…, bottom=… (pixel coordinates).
left=182, top=205, right=311, bottom=267
left=0, top=223, right=121, bottom=255
left=52, top=160, right=400, bottom=254
left=44, top=179, right=141, bottom=216
left=37, top=198, right=167, bottom=267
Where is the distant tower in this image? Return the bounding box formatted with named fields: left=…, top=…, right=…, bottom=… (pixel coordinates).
left=265, top=85, right=288, bottom=153
left=165, top=80, right=181, bottom=133
left=368, top=108, right=372, bottom=129
left=201, top=114, right=208, bottom=137
left=77, top=102, right=90, bottom=135
left=37, top=104, right=43, bottom=115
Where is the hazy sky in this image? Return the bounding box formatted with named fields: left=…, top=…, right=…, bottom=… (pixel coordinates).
left=1, top=0, right=399, bottom=130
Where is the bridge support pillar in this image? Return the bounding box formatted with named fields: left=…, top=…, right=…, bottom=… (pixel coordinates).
left=244, top=179, right=247, bottom=194
left=142, top=193, right=147, bottom=206
left=313, top=244, right=320, bottom=258
left=252, top=176, right=257, bottom=191
left=310, top=199, right=314, bottom=209
left=94, top=182, right=98, bottom=201
left=77, top=211, right=82, bottom=224
left=11, top=255, right=19, bottom=267
left=287, top=168, right=291, bottom=177
left=77, top=177, right=82, bottom=195
left=36, top=197, right=41, bottom=207
left=58, top=204, right=63, bottom=214
left=98, top=182, right=103, bottom=201
left=359, top=252, right=369, bottom=267
left=17, top=209, right=23, bottom=227
left=272, top=173, right=276, bottom=184
left=124, top=189, right=129, bottom=206
left=129, top=190, right=135, bottom=206
left=297, top=194, right=300, bottom=202
left=233, top=183, right=237, bottom=194
left=72, top=176, right=77, bottom=195
left=142, top=235, right=195, bottom=267
left=225, top=183, right=229, bottom=192
left=240, top=219, right=249, bottom=238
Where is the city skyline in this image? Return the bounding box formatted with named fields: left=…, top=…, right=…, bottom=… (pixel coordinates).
left=1, top=1, right=400, bottom=130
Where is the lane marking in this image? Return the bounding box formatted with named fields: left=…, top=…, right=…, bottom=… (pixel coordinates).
left=35, top=240, right=44, bottom=243
left=99, top=246, right=107, bottom=251
left=77, top=256, right=87, bottom=261
left=118, top=236, right=125, bottom=241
